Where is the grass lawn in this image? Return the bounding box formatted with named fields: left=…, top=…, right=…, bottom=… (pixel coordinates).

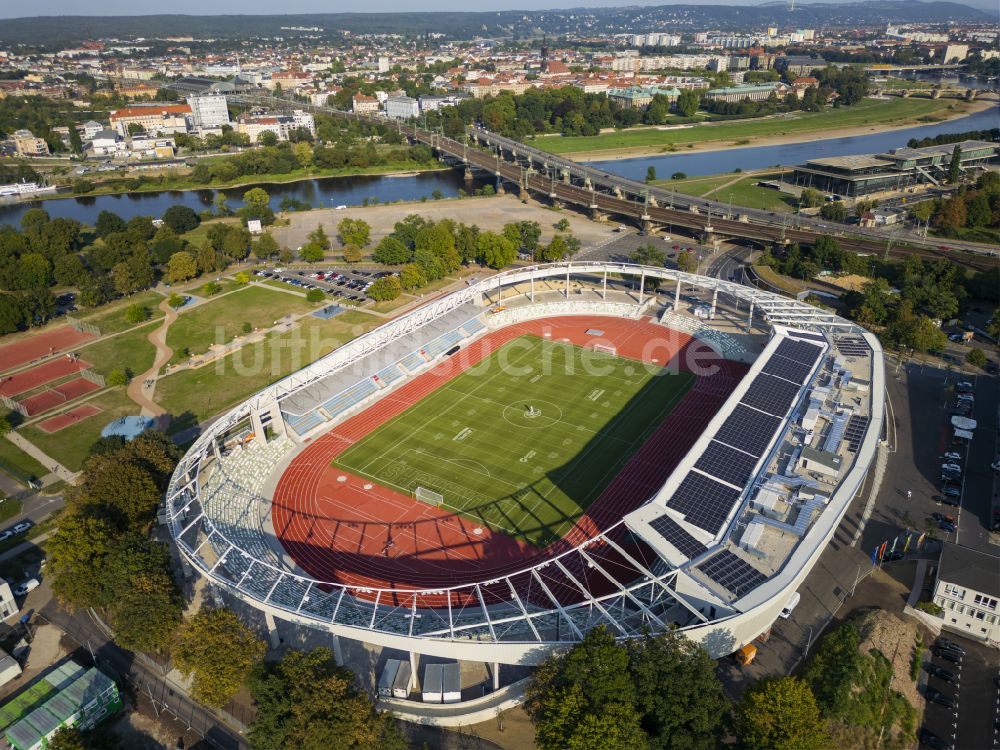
left=165, top=285, right=316, bottom=363
left=0, top=498, right=23, bottom=523
left=333, top=336, right=695, bottom=547
left=20, top=389, right=138, bottom=472
left=544, top=98, right=959, bottom=155
left=157, top=313, right=380, bottom=422
left=658, top=171, right=797, bottom=212
left=75, top=290, right=165, bottom=336
left=0, top=439, right=49, bottom=484
left=654, top=173, right=745, bottom=197
left=78, top=320, right=160, bottom=378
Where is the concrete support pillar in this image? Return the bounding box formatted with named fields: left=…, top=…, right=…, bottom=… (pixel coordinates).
left=711, top=288, right=719, bottom=320
left=648, top=195, right=659, bottom=208
left=268, top=401, right=286, bottom=439
left=561, top=170, right=570, bottom=184
left=212, top=439, right=221, bottom=461
left=613, top=186, right=623, bottom=198
left=250, top=408, right=266, bottom=447
left=409, top=651, right=419, bottom=690
left=639, top=272, right=645, bottom=306
left=495, top=178, right=505, bottom=195
left=530, top=274, right=535, bottom=302
left=464, top=167, right=474, bottom=181
left=331, top=633, right=344, bottom=666
left=589, top=208, right=606, bottom=222
left=519, top=185, right=529, bottom=201
left=747, top=296, right=756, bottom=333
left=584, top=177, right=592, bottom=190
left=602, top=269, right=608, bottom=300
left=265, top=611, right=281, bottom=649
left=497, top=275, right=502, bottom=304
left=673, top=276, right=681, bottom=312
left=493, top=662, right=500, bottom=691
left=641, top=218, right=653, bottom=236
left=565, top=268, right=570, bottom=298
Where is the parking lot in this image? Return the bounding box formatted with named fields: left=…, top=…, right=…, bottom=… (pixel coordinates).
left=254, top=266, right=393, bottom=304
left=919, top=635, right=1000, bottom=750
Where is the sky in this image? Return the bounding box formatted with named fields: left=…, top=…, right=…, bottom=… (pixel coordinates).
left=3, top=0, right=991, bottom=18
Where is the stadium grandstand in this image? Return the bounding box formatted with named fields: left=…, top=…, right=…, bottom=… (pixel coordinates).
left=167, top=261, right=883, bottom=686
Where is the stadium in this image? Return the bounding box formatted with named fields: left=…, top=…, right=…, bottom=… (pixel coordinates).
left=166, top=261, right=884, bottom=679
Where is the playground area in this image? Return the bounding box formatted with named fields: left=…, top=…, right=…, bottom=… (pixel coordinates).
left=37, top=404, right=104, bottom=434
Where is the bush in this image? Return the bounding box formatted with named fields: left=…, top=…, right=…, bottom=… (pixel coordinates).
left=167, top=293, right=185, bottom=308
left=72, top=179, right=94, bottom=194
left=241, top=321, right=252, bottom=334
left=305, top=288, right=325, bottom=302
left=106, top=368, right=131, bottom=387
left=671, top=172, right=687, bottom=180
left=368, top=275, right=402, bottom=302
left=202, top=281, right=221, bottom=296
left=915, top=600, right=943, bottom=615
left=299, top=242, right=325, bottom=262
left=966, top=348, right=987, bottom=368
left=124, top=303, right=150, bottom=324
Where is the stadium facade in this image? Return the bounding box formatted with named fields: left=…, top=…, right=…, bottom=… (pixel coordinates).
left=166, top=262, right=884, bottom=667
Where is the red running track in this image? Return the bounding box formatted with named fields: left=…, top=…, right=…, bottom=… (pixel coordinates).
left=271, top=316, right=749, bottom=606
left=0, top=326, right=94, bottom=372
left=0, top=357, right=90, bottom=398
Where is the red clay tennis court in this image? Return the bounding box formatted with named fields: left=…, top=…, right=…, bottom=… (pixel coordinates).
left=0, top=357, right=90, bottom=398
left=20, top=377, right=102, bottom=417
left=37, top=404, right=103, bottom=433
left=272, top=316, right=748, bottom=604
left=0, top=326, right=94, bottom=372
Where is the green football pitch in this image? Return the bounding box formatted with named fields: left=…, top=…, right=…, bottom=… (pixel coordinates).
left=332, top=335, right=695, bottom=548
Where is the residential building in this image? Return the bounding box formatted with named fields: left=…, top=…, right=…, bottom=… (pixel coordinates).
left=352, top=94, right=380, bottom=114
left=385, top=96, right=419, bottom=120
left=310, top=90, right=339, bottom=107
left=775, top=55, right=826, bottom=76
left=187, top=94, right=230, bottom=129
left=418, top=94, right=468, bottom=112
left=607, top=85, right=681, bottom=109
left=267, top=70, right=313, bottom=91
left=932, top=543, right=1000, bottom=644
left=235, top=111, right=316, bottom=143
left=129, top=135, right=176, bottom=159
left=82, top=120, right=104, bottom=139
left=88, top=129, right=126, bottom=157
left=109, top=104, right=192, bottom=137
left=1, top=661, right=122, bottom=750
left=0, top=580, right=19, bottom=622
left=12, top=130, right=48, bottom=157
left=941, top=44, right=970, bottom=63
left=461, top=77, right=533, bottom=98
left=703, top=82, right=792, bottom=103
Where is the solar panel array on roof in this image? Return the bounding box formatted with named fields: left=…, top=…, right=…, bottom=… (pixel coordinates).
left=715, top=404, right=782, bottom=457
left=739, top=374, right=801, bottom=417
left=697, top=549, right=769, bottom=596
left=694, top=441, right=760, bottom=488
left=762, top=355, right=814, bottom=385
left=649, top=514, right=706, bottom=559
left=774, top=338, right=824, bottom=365
left=844, top=414, right=870, bottom=452
left=835, top=336, right=869, bottom=357
left=666, top=472, right=742, bottom=534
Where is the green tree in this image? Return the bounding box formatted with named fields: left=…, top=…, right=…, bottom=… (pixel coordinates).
left=368, top=275, right=402, bottom=302
left=162, top=205, right=200, bottom=234
left=646, top=166, right=657, bottom=183
left=676, top=88, right=702, bottom=117
left=372, top=236, right=411, bottom=265
left=819, top=201, right=849, bottom=222
left=167, top=251, right=197, bottom=283
left=95, top=210, right=127, bottom=238
left=338, top=218, right=371, bottom=248
left=299, top=243, right=325, bottom=262
left=308, top=225, right=331, bottom=250
left=174, top=608, right=266, bottom=708
left=17, top=253, right=52, bottom=289
left=78, top=453, right=161, bottom=529
left=46, top=727, right=87, bottom=750
left=124, top=303, right=150, bottom=324
left=53, top=254, right=87, bottom=286
left=399, top=264, right=426, bottom=291
left=343, top=245, right=363, bottom=263
left=106, top=368, right=131, bottom=387
left=736, top=677, right=829, bottom=750
left=68, top=127, right=84, bottom=156
left=254, top=233, right=280, bottom=259
left=242, top=187, right=274, bottom=225
left=910, top=201, right=934, bottom=225
left=202, top=281, right=221, bottom=296
left=538, top=234, right=569, bottom=262
left=306, top=288, right=325, bottom=302
left=258, top=131, right=279, bottom=147
left=477, top=231, right=516, bottom=269
left=630, top=244, right=667, bottom=268
left=248, top=647, right=405, bottom=750
left=47, top=511, right=118, bottom=608
left=167, top=292, right=185, bottom=308
left=966, top=348, right=987, bottom=368
left=799, top=188, right=823, bottom=208
left=104, top=535, right=182, bottom=653
left=555, top=218, right=571, bottom=231
left=947, top=144, right=962, bottom=184
left=234, top=271, right=251, bottom=285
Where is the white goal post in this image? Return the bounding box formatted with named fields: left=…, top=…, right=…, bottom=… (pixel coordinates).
left=591, top=343, right=617, bottom=356
left=414, top=486, right=444, bottom=507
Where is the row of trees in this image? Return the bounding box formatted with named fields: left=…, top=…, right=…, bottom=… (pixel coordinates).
left=918, top=171, right=1000, bottom=238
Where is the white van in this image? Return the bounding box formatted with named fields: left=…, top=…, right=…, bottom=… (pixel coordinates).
left=780, top=591, right=801, bottom=619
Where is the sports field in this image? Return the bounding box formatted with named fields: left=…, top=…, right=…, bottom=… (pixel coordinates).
left=332, top=335, right=695, bottom=547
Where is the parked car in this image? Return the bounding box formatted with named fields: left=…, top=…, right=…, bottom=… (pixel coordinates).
left=942, top=451, right=962, bottom=462
left=11, top=521, right=32, bottom=534
left=955, top=381, right=973, bottom=393
left=918, top=728, right=954, bottom=750
left=935, top=495, right=961, bottom=507
left=940, top=485, right=962, bottom=498
left=932, top=513, right=956, bottom=525
left=936, top=638, right=966, bottom=656
left=934, top=647, right=962, bottom=664
left=779, top=591, right=801, bottom=619
left=926, top=664, right=955, bottom=683
left=13, top=579, right=39, bottom=597
left=924, top=687, right=955, bottom=708
left=938, top=520, right=957, bottom=533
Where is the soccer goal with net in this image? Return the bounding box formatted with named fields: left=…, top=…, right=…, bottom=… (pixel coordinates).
left=414, top=486, right=445, bottom=507
left=591, top=343, right=617, bottom=356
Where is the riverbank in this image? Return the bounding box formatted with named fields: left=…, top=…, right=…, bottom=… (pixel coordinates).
left=31, top=161, right=448, bottom=204
left=552, top=97, right=995, bottom=162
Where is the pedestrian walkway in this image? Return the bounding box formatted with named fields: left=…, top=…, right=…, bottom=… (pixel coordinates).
left=127, top=298, right=178, bottom=417
left=4, top=432, right=75, bottom=483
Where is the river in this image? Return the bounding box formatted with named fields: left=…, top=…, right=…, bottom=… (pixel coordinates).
left=0, top=105, right=996, bottom=228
